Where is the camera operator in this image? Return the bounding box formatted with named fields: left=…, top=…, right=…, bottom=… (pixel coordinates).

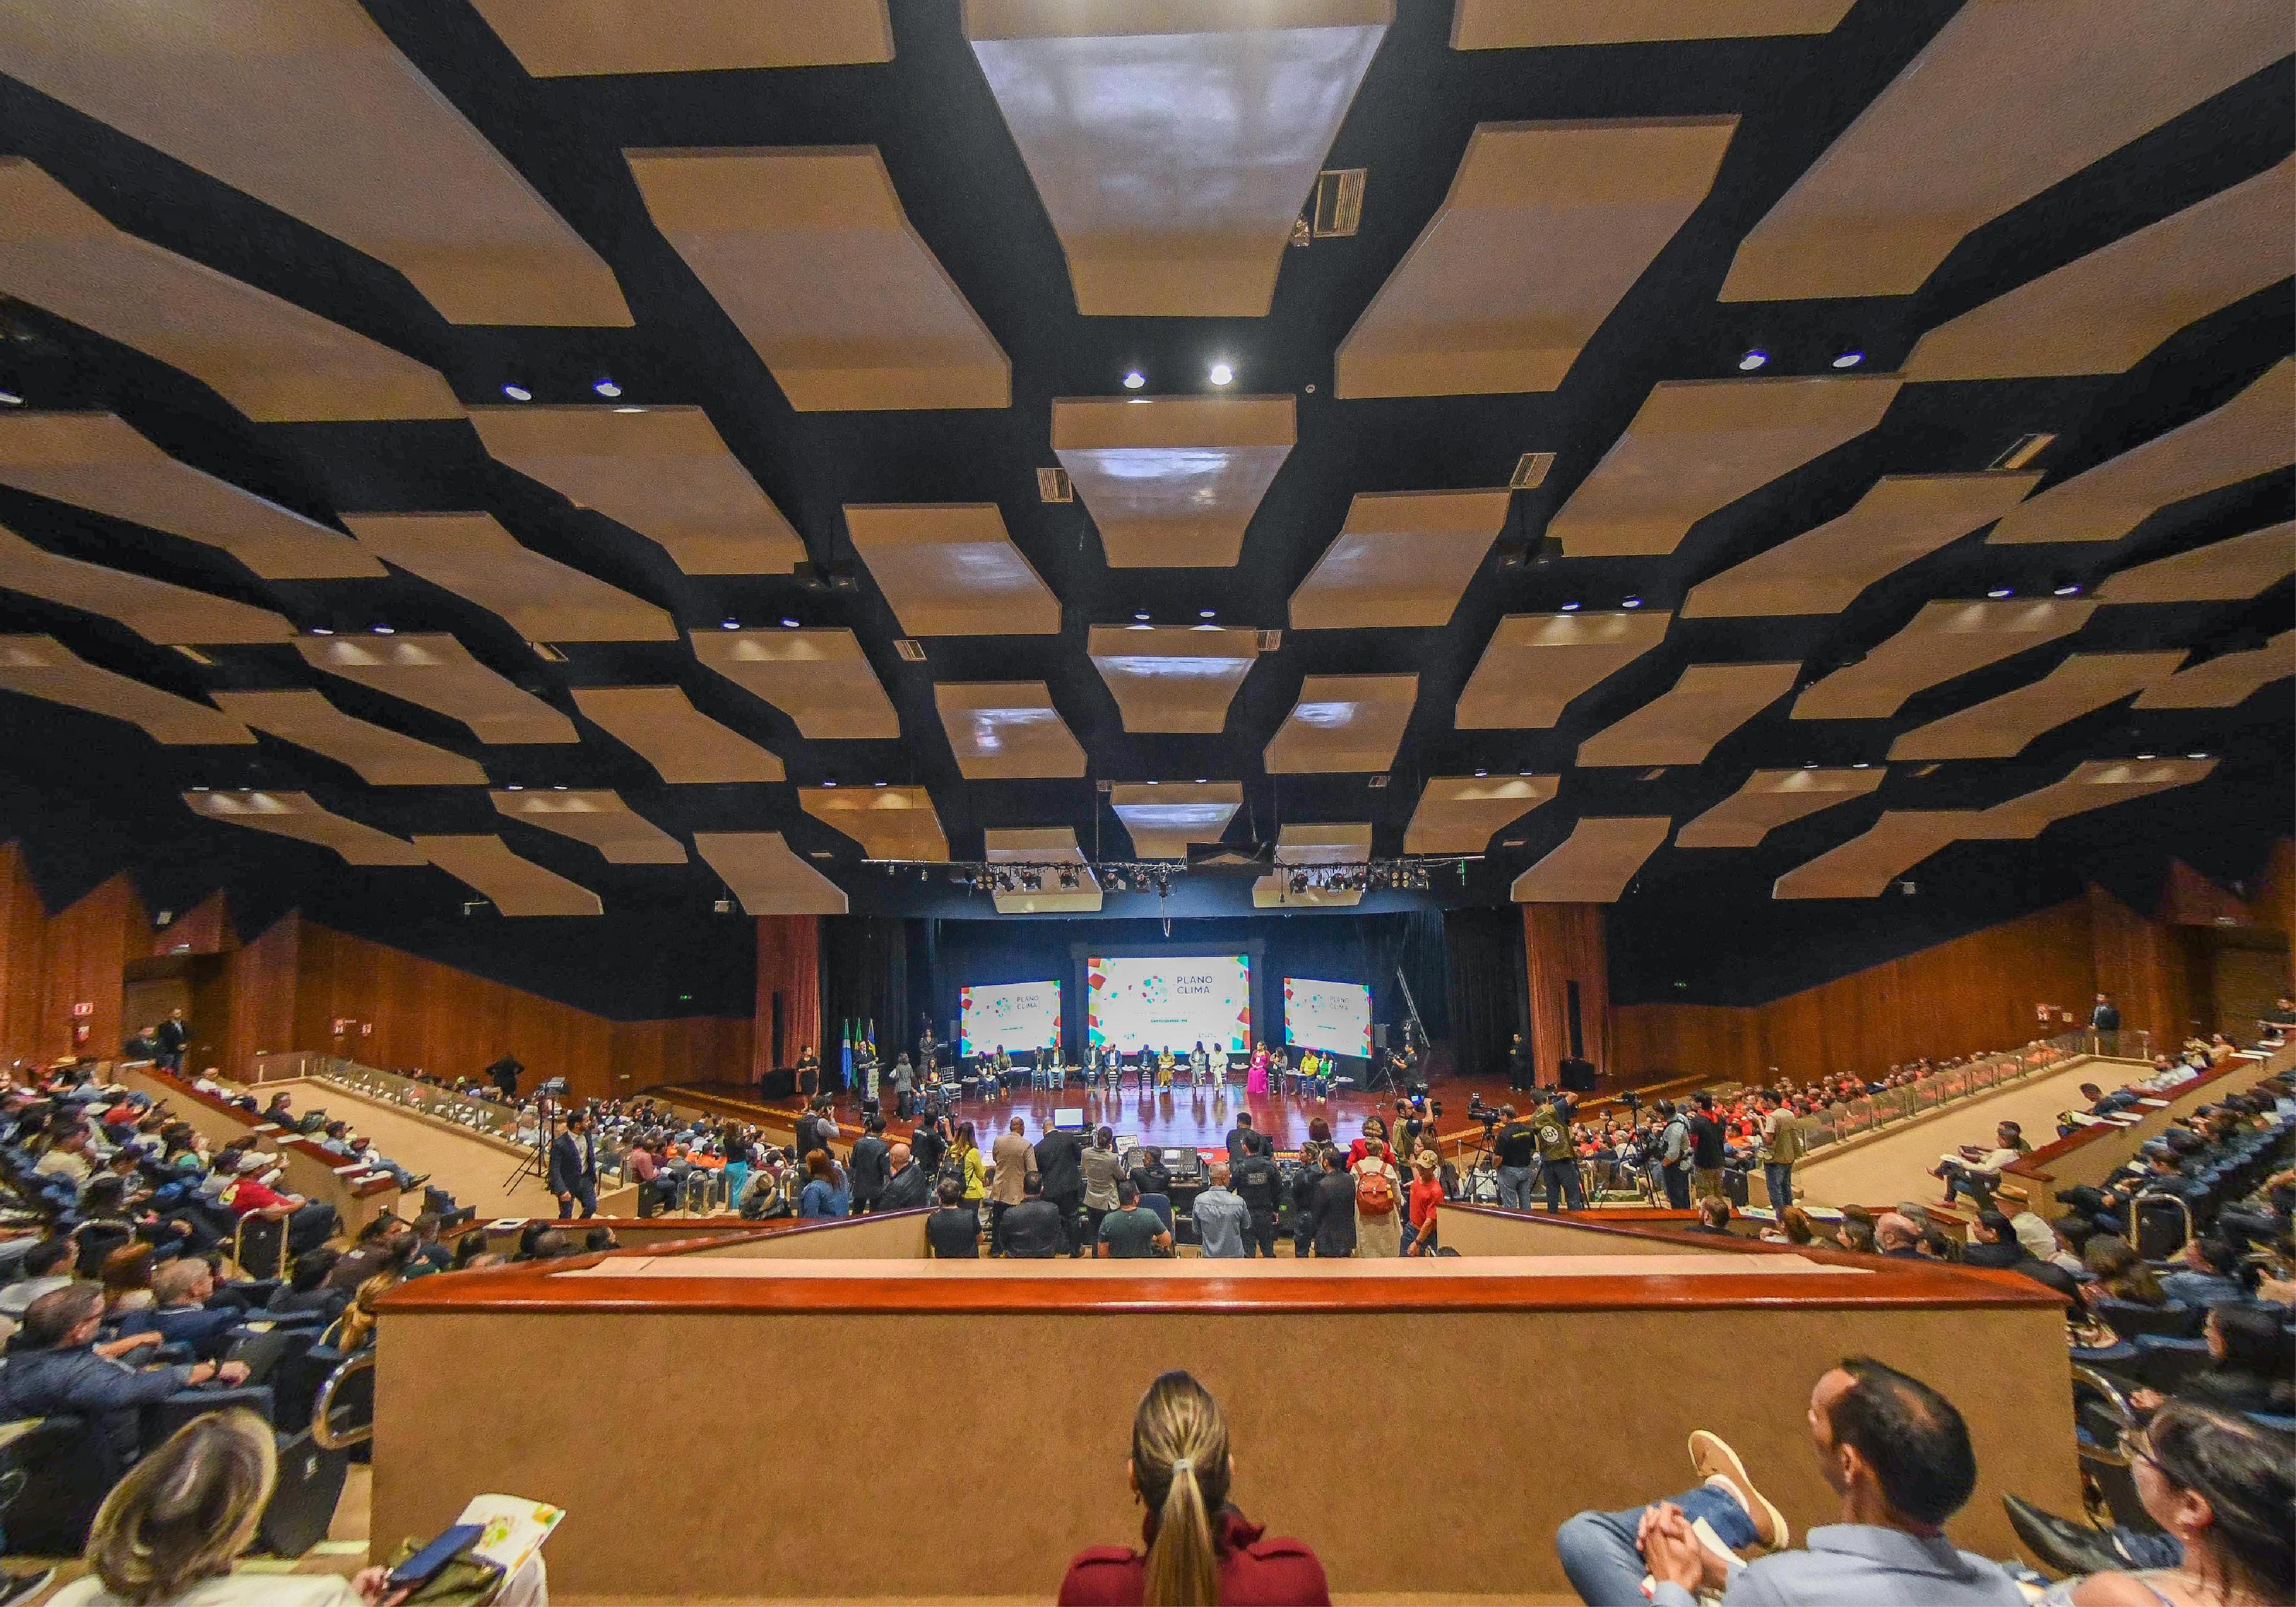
left=1531, top=1089, right=1585, bottom=1211
left=1492, top=1102, right=1538, bottom=1211
left=1655, top=1099, right=1693, bottom=1209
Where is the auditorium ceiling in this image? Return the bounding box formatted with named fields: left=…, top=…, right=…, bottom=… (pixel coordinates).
left=0, top=0, right=2288, bottom=935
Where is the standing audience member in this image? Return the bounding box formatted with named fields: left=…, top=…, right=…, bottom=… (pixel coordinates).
left=1759, top=1094, right=1803, bottom=1212
left=1191, top=1164, right=1248, bottom=1259
left=879, top=1142, right=929, bottom=1211
left=925, top=1181, right=980, bottom=1258
left=990, top=1117, right=1034, bottom=1251
left=1350, top=1138, right=1401, bottom=1257
left=1232, top=1136, right=1283, bottom=1258
left=995, top=1174, right=1066, bottom=1260
left=1081, top=1127, right=1126, bottom=1248
left=548, top=1109, right=599, bottom=1221
left=848, top=1116, right=891, bottom=1216
left=1533, top=1091, right=1586, bottom=1211
left=1686, top=1094, right=1727, bottom=1204
left=1494, top=1106, right=1538, bottom=1211
left=1308, top=1148, right=1357, bottom=1259
left=1058, top=1371, right=1328, bottom=1607
left=1404, top=1153, right=1442, bottom=1256
left=1035, top=1116, right=1086, bottom=1258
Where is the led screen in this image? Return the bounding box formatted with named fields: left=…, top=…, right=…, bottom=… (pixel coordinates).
left=1283, top=976, right=1372, bottom=1059
left=1085, top=954, right=1251, bottom=1055
left=958, top=980, right=1061, bottom=1059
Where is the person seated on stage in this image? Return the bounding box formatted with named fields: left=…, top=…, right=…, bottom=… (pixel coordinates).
left=925, top=1179, right=979, bottom=1258
left=1157, top=1048, right=1178, bottom=1091
left=997, top=1173, right=1066, bottom=1259
left=1190, top=1041, right=1211, bottom=1088
left=1097, top=1182, right=1172, bottom=1260
left=1555, top=1358, right=2019, bottom=1607
left=1058, top=1371, right=1328, bottom=1607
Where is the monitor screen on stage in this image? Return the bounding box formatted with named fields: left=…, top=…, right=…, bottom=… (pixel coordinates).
left=1283, top=976, right=1372, bottom=1059
left=958, top=980, right=1061, bottom=1059
left=1085, top=954, right=1251, bottom=1054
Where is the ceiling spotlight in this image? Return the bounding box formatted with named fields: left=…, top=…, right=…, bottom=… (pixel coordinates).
left=1986, top=586, right=2015, bottom=599
left=1474, top=769, right=1488, bottom=778
left=1738, top=349, right=1768, bottom=372
left=2052, top=583, right=2082, bottom=597
left=1195, top=777, right=1208, bottom=784
left=1199, top=609, right=1215, bottom=619
left=2137, top=752, right=2156, bottom=760
left=2184, top=751, right=2208, bottom=760
left=780, top=616, right=800, bottom=628
left=552, top=784, right=567, bottom=791
left=1559, top=600, right=1582, bottom=612
left=1122, top=370, right=1145, bottom=390
left=613, top=406, right=644, bottom=414
left=592, top=377, right=621, bottom=398
left=1621, top=595, right=1644, bottom=609
left=1802, top=760, right=1819, bottom=770
left=821, top=778, right=837, bottom=788
left=1133, top=609, right=1151, bottom=622
left=370, top=624, right=395, bottom=635
left=0, top=389, right=21, bottom=406
left=501, top=383, right=533, bottom=402
left=308, top=627, right=334, bottom=637
left=1208, top=361, right=1234, bottom=386
left=720, top=618, right=740, bottom=630
left=1831, top=350, right=1865, bottom=369
left=873, top=780, right=888, bottom=788
left=1852, top=761, right=1872, bottom=769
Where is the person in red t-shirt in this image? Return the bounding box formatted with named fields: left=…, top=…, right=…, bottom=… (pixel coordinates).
left=1059, top=1371, right=1327, bottom=1607
left=1404, top=1153, right=1444, bottom=1257
left=218, top=1154, right=337, bottom=1255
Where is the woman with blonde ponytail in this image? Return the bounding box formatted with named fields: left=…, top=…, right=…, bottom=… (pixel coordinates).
left=1059, top=1371, right=1329, bottom=1607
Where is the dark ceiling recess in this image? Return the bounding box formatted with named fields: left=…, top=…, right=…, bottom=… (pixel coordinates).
left=0, top=0, right=2284, bottom=1012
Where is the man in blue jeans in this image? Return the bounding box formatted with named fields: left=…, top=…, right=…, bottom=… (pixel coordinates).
left=1556, top=1358, right=2021, bottom=1606
left=1757, top=1094, right=1801, bottom=1213
left=1493, top=1107, right=1538, bottom=1210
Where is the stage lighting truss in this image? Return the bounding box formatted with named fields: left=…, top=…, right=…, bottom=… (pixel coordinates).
left=860, top=856, right=1475, bottom=897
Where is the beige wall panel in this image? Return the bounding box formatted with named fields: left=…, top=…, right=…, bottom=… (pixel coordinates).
left=0, top=0, right=630, bottom=326
left=1287, top=488, right=1512, bottom=628
left=1968, top=759, right=2217, bottom=840
left=1886, top=652, right=2185, bottom=761
left=965, top=0, right=1389, bottom=317
left=1275, top=823, right=1373, bottom=865
left=1401, top=774, right=1558, bottom=854
left=212, top=688, right=488, bottom=786
left=1109, top=782, right=1242, bottom=859
left=1683, top=472, right=2037, bottom=617
left=0, top=523, right=292, bottom=645
left=1263, top=673, right=1418, bottom=773
left=625, top=146, right=1007, bottom=411
left=1721, top=0, right=2288, bottom=301
left=1511, top=815, right=1670, bottom=902
left=347, top=512, right=675, bottom=642
left=934, top=681, right=1087, bottom=779
left=297, top=635, right=578, bottom=745
left=1771, top=810, right=1978, bottom=900
left=1451, top=0, right=1853, bottom=48
left=414, top=834, right=604, bottom=917
left=1336, top=118, right=1736, bottom=397
left=0, top=413, right=380, bottom=581
left=492, top=790, right=687, bottom=865
left=800, top=786, right=949, bottom=862
left=569, top=685, right=783, bottom=783
left=467, top=0, right=891, bottom=74
left=1455, top=610, right=1671, bottom=728
left=692, top=832, right=848, bottom=917
left=0, top=635, right=251, bottom=745
left=1674, top=767, right=1882, bottom=849
left=1086, top=625, right=1258, bottom=733
left=690, top=627, right=900, bottom=740
left=469, top=406, right=805, bottom=576
left=1547, top=375, right=1898, bottom=557
left=2133, top=632, right=2295, bottom=710
left=1790, top=600, right=2094, bottom=721
left=984, top=827, right=1102, bottom=914
left=0, top=160, right=460, bottom=422
left=185, top=789, right=425, bottom=866
left=2096, top=524, right=2296, bottom=604
left=1989, top=361, right=2296, bottom=546
left=1576, top=661, right=1800, bottom=767
left=843, top=503, right=1060, bottom=636
left=1905, top=158, right=2296, bottom=380
left=1053, top=395, right=1296, bottom=568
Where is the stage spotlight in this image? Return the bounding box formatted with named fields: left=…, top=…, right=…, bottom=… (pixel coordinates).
left=1289, top=870, right=1308, bottom=893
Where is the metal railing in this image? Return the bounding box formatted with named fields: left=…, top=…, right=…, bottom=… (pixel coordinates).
left=1793, top=1030, right=2145, bottom=1156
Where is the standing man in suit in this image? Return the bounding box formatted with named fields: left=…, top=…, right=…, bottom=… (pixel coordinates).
left=989, top=1116, right=1033, bottom=1253
left=487, top=1055, right=523, bottom=1099
left=1033, top=1116, right=1085, bottom=1257
left=848, top=1115, right=891, bottom=1215
left=155, top=1007, right=189, bottom=1072
left=2090, top=993, right=2121, bottom=1053
left=549, top=1109, right=599, bottom=1220
left=1507, top=1032, right=1533, bottom=1093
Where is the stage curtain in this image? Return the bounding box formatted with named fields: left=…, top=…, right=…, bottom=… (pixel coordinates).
left=1444, top=906, right=1524, bottom=1083
left=752, top=915, right=821, bottom=1078
left=820, top=915, right=910, bottom=1067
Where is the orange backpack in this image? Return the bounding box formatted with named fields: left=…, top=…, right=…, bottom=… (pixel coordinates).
left=1355, top=1161, right=1396, bottom=1217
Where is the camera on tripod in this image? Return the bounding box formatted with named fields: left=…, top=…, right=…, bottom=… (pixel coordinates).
left=535, top=1076, right=569, bottom=1097
left=1468, top=1094, right=1503, bottom=1128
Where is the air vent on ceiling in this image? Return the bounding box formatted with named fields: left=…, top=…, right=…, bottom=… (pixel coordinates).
left=1498, top=534, right=1565, bottom=569
left=1368, top=774, right=1390, bottom=789
left=1510, top=451, right=1555, bottom=489
left=1990, top=432, right=2055, bottom=472
left=711, top=898, right=731, bottom=914
left=171, top=645, right=213, bottom=667
left=894, top=638, right=926, bottom=663
left=527, top=640, right=567, bottom=663
left=1037, top=467, right=1073, bottom=502
left=794, top=559, right=858, bottom=592
left=1256, top=628, right=1282, bottom=652
left=1095, top=778, right=1113, bottom=794
left=1311, top=168, right=1367, bottom=237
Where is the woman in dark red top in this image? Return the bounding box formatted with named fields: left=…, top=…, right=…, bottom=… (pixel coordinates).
left=1058, top=1371, right=1328, bottom=1607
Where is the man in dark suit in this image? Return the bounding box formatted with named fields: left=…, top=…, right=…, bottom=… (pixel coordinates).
left=1033, top=1116, right=1085, bottom=1256
left=155, top=1007, right=189, bottom=1072
left=1507, top=1032, right=1534, bottom=1092
left=549, top=1109, right=599, bottom=1220
left=848, top=1115, right=891, bottom=1215
left=487, top=1055, right=523, bottom=1098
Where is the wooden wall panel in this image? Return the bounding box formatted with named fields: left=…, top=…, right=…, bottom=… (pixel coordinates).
left=0, top=843, right=50, bottom=1062
left=1524, top=903, right=1609, bottom=1085
left=220, top=911, right=302, bottom=1075
left=753, top=913, right=822, bottom=1081
left=2088, top=884, right=2201, bottom=1045
left=1613, top=900, right=2099, bottom=1084
left=35, top=873, right=144, bottom=1063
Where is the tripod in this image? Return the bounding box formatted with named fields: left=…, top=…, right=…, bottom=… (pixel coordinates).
left=504, top=1094, right=554, bottom=1194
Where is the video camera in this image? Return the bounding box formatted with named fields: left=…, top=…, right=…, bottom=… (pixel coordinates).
left=535, top=1076, right=570, bottom=1097
left=1467, top=1094, right=1504, bottom=1128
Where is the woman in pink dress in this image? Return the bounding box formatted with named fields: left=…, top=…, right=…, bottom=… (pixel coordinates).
left=1246, top=1041, right=1270, bottom=1098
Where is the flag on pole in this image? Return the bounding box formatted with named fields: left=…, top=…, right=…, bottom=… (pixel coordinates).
left=840, top=1020, right=853, bottom=1092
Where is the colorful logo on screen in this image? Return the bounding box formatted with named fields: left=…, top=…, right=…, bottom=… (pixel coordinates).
left=1085, top=956, right=1250, bottom=1052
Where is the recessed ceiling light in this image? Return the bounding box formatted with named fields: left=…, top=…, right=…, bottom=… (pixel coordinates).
left=1199, top=609, right=1215, bottom=619
left=873, top=780, right=887, bottom=788
left=720, top=618, right=739, bottom=630
left=1146, top=779, right=1159, bottom=786
left=592, top=377, right=621, bottom=398
left=780, top=616, right=800, bottom=628
left=1852, top=761, right=1872, bottom=769
left=1195, top=777, right=1208, bottom=784
left=501, top=383, right=532, bottom=402
left=308, top=627, right=334, bottom=637
left=2052, top=583, right=2082, bottom=597
left=1621, top=595, right=1644, bottom=609
left=821, top=779, right=836, bottom=787
left=371, top=624, right=394, bottom=635
left=2137, top=753, right=2156, bottom=760
left=1122, top=370, right=1145, bottom=390
left=2185, top=752, right=2208, bottom=760
left=1474, top=769, right=1488, bottom=778
left=613, top=405, right=644, bottom=414
left=1831, top=350, right=1865, bottom=369
left=506, top=784, right=523, bottom=791
left=1737, top=349, right=1768, bottom=372
left=1208, top=361, right=1234, bottom=386
left=1986, top=586, right=2015, bottom=599
left=1559, top=600, right=1582, bottom=612
left=0, top=389, right=21, bottom=406
left=1133, top=610, right=1151, bottom=622
left=1802, top=760, right=1819, bottom=770
left=1518, top=768, right=1535, bottom=777
left=552, top=784, right=567, bottom=791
